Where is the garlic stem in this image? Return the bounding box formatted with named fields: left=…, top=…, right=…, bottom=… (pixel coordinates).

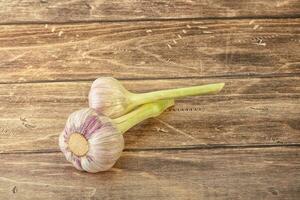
left=113, top=99, right=174, bottom=134
left=129, top=83, right=224, bottom=107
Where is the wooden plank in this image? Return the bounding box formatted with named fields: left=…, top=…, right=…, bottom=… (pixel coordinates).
left=0, top=147, right=299, bottom=199
left=0, top=77, right=299, bottom=153
left=0, top=0, right=300, bottom=23
left=0, top=19, right=299, bottom=83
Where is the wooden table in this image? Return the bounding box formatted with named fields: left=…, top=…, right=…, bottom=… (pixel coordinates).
left=0, top=1, right=299, bottom=199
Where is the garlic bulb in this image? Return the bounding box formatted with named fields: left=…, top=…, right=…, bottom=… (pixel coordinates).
left=59, top=108, right=123, bottom=173
left=89, top=77, right=224, bottom=118
left=89, top=77, right=131, bottom=119
left=59, top=99, right=174, bottom=173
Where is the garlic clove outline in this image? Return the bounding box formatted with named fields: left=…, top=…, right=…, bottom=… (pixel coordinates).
left=89, top=77, right=224, bottom=118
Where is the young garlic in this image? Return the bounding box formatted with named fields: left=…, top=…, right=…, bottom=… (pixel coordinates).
left=89, top=77, right=225, bottom=118
left=59, top=99, right=174, bottom=173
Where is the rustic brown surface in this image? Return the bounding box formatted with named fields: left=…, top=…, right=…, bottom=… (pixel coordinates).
left=0, top=147, right=299, bottom=200
left=0, top=77, right=299, bottom=153
left=0, top=1, right=299, bottom=199
left=1, top=0, right=300, bottom=23
left=0, top=19, right=299, bottom=83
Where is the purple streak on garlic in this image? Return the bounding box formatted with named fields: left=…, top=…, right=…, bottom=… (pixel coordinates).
left=59, top=108, right=124, bottom=173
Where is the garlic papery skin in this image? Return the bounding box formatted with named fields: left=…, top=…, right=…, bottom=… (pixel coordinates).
left=89, top=77, right=225, bottom=119
left=89, top=77, right=132, bottom=119
left=59, top=108, right=124, bottom=173
left=59, top=99, right=174, bottom=173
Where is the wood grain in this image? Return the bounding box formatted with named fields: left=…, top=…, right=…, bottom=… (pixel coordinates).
left=0, top=77, right=299, bottom=153
left=0, top=0, right=300, bottom=24
left=1, top=1, right=299, bottom=199
left=0, top=19, right=299, bottom=83
left=0, top=147, right=299, bottom=199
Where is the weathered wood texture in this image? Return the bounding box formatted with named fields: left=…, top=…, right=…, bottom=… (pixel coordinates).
left=0, top=2, right=299, bottom=199
left=0, top=147, right=299, bottom=200
left=0, top=19, right=299, bottom=83
left=0, top=77, right=299, bottom=153
left=1, top=0, right=300, bottom=23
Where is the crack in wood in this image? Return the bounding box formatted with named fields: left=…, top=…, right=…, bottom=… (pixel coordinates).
left=154, top=118, right=198, bottom=141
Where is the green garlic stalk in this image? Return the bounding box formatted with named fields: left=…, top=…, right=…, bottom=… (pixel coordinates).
left=114, top=99, right=174, bottom=133
left=89, top=77, right=224, bottom=118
